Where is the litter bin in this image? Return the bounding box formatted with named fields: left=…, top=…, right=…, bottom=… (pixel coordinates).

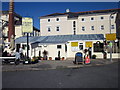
left=73, top=52, right=83, bottom=64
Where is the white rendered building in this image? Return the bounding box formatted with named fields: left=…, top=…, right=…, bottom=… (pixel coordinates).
left=15, top=8, right=120, bottom=60
left=0, top=11, right=40, bottom=51
left=40, top=8, right=117, bottom=37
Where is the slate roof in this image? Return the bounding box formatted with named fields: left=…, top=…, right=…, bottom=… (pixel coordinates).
left=1, top=11, right=22, bottom=18
left=15, top=34, right=104, bottom=44
left=40, top=8, right=119, bottom=19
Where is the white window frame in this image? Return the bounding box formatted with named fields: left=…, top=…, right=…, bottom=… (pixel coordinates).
left=91, top=17, right=94, bottom=21
left=56, top=18, right=59, bottom=21
left=101, top=16, right=104, bottom=20
left=82, top=26, right=85, bottom=31
left=81, top=18, right=85, bottom=22
left=111, top=25, right=115, bottom=29
left=48, top=19, right=50, bottom=22
left=56, top=26, right=60, bottom=31
left=91, top=26, right=94, bottom=30
left=111, top=16, right=114, bottom=19
left=100, top=25, right=104, bottom=30
left=47, top=27, right=51, bottom=32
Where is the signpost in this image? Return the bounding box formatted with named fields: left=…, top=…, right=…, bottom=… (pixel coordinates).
left=106, top=33, right=116, bottom=62
left=106, top=33, right=116, bottom=41
left=22, top=17, right=33, bottom=59
left=22, top=17, right=33, bottom=33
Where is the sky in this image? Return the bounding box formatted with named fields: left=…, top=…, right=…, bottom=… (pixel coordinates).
left=2, top=2, right=119, bottom=30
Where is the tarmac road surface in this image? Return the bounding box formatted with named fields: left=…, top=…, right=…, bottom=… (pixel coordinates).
left=2, top=62, right=118, bottom=88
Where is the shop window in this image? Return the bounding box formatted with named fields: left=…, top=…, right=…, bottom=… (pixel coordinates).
left=65, top=44, right=67, bottom=52
left=79, top=43, right=83, bottom=50
left=94, top=42, right=104, bottom=52
left=22, top=44, right=27, bottom=50
left=57, top=45, right=62, bottom=49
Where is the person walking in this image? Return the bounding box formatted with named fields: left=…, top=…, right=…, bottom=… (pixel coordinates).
left=15, top=51, right=20, bottom=65
left=88, top=47, right=92, bottom=59
left=19, top=47, right=23, bottom=60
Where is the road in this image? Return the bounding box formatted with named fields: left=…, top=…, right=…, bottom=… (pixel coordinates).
left=2, top=63, right=118, bottom=88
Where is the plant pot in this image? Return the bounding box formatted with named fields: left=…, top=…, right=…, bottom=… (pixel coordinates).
left=92, top=55, right=96, bottom=59
left=49, top=57, right=52, bottom=60
left=41, top=58, right=43, bottom=60
left=61, top=57, right=65, bottom=60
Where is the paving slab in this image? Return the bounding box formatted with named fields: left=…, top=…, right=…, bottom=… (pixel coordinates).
left=2, top=58, right=119, bottom=72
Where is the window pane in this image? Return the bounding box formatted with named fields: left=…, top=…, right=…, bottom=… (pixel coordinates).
left=101, top=25, right=104, bottom=30
left=56, top=18, right=59, bottom=21
left=94, top=43, right=104, bottom=52
left=82, top=26, right=85, bottom=31
left=79, top=43, right=83, bottom=50
left=56, top=26, right=59, bottom=31
left=111, top=16, right=114, bottom=19
left=91, top=17, right=94, bottom=20
left=48, top=27, right=50, bottom=32
left=111, top=25, right=114, bottom=29
left=101, top=17, right=104, bottom=19
left=57, top=45, right=62, bottom=49
left=82, top=18, right=84, bottom=21
left=48, top=19, right=50, bottom=22
left=73, top=21, right=76, bottom=27
left=91, top=26, right=94, bottom=30
left=74, top=31, right=76, bottom=35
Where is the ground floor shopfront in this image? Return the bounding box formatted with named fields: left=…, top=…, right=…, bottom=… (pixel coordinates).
left=15, top=34, right=119, bottom=60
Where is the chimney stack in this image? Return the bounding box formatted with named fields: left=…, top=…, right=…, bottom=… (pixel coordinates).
left=8, top=0, right=15, bottom=42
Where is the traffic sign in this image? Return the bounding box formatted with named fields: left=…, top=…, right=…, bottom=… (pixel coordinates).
left=106, top=33, right=116, bottom=40
left=85, top=41, right=92, bottom=47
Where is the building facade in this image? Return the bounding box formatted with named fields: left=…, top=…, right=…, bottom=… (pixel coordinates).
left=40, top=9, right=118, bottom=37
left=39, top=8, right=120, bottom=59
left=0, top=11, right=40, bottom=50
left=15, top=34, right=106, bottom=59
left=14, top=8, right=120, bottom=60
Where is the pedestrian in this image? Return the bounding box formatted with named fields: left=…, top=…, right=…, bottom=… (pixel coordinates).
left=19, top=47, right=23, bottom=60
left=15, top=52, right=20, bottom=60
left=88, top=47, right=92, bottom=59
left=15, top=52, right=20, bottom=65
left=83, top=49, right=88, bottom=59
left=85, top=54, right=90, bottom=64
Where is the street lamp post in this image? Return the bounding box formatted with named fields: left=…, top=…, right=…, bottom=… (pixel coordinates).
left=109, top=12, right=116, bottom=62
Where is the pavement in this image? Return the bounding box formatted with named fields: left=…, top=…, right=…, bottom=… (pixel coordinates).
left=2, top=58, right=119, bottom=72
